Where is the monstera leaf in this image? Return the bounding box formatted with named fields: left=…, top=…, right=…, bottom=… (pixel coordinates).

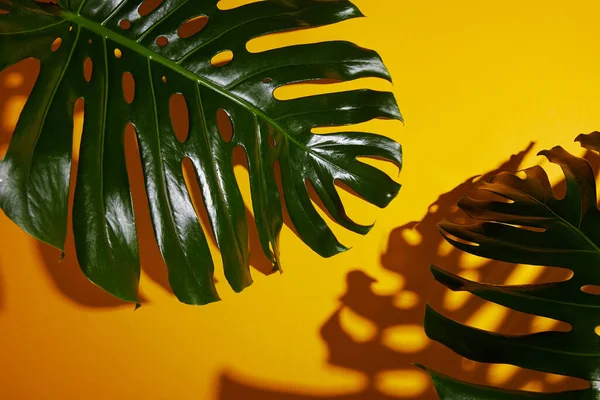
left=422, top=132, right=600, bottom=398
left=0, top=0, right=402, bottom=305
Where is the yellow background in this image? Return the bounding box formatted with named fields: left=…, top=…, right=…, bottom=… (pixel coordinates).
left=2, top=0, right=600, bottom=398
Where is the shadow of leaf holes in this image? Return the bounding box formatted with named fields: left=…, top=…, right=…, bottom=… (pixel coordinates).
left=178, top=16, right=209, bottom=39
left=581, top=285, right=600, bottom=295
left=122, top=72, right=135, bottom=104
left=170, top=93, right=189, bottom=143
left=217, top=108, right=233, bottom=142
left=83, top=57, right=93, bottom=82
left=156, top=36, right=168, bottom=47
left=119, top=19, right=131, bottom=30
left=51, top=37, right=62, bottom=52
left=211, top=50, right=234, bottom=67
left=138, top=0, right=163, bottom=17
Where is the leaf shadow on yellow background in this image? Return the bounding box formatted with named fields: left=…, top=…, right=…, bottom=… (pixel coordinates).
left=215, top=145, right=599, bottom=399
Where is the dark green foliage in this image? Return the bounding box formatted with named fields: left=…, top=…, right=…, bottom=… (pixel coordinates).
left=424, top=132, right=600, bottom=398
left=0, top=0, right=402, bottom=305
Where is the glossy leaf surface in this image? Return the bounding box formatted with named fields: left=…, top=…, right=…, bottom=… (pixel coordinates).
left=0, top=0, right=402, bottom=305
left=424, top=132, right=600, bottom=398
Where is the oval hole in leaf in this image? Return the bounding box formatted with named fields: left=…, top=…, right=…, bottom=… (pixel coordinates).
left=211, top=50, right=234, bottom=67
left=161, top=76, right=167, bottom=83
left=114, top=48, right=122, bottom=59
left=0, top=10, right=9, bottom=15
left=83, top=57, right=93, bottom=82
left=51, top=37, right=62, bottom=52
left=122, top=72, right=135, bottom=104
left=119, top=19, right=132, bottom=30
left=72, top=98, right=85, bottom=161
left=263, top=77, right=273, bottom=83
left=268, top=135, right=276, bottom=149
left=170, top=94, right=189, bottom=143
left=582, top=285, right=600, bottom=295
left=182, top=157, right=218, bottom=249
left=216, top=108, right=233, bottom=142
left=156, top=36, right=168, bottom=47
left=138, top=0, right=163, bottom=16
left=178, top=16, right=209, bottom=39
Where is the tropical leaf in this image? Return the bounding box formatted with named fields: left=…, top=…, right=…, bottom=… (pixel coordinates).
left=0, top=0, right=402, bottom=305
left=422, top=132, right=600, bottom=398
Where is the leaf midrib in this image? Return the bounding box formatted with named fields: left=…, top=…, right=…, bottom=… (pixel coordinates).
left=515, top=188, right=600, bottom=255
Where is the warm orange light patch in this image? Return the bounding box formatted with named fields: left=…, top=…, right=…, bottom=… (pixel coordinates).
left=3, top=95, right=27, bottom=135
left=487, top=364, right=521, bottom=386
left=394, top=290, right=419, bottom=309
left=382, top=325, right=429, bottom=353
left=519, top=380, right=545, bottom=392
left=466, top=302, right=509, bottom=332
left=5, top=72, right=23, bottom=89
left=377, top=370, right=429, bottom=397
left=400, top=228, right=423, bottom=247
left=339, top=307, right=378, bottom=343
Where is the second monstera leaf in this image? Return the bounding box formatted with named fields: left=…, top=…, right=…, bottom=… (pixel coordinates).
left=424, top=132, right=600, bottom=398
left=0, top=0, right=402, bottom=305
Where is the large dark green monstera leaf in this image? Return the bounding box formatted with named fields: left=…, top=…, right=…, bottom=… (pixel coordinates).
left=423, top=132, right=600, bottom=399
left=0, top=0, right=402, bottom=305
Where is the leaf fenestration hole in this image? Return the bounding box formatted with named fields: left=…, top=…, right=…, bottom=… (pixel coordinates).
left=170, top=93, right=189, bottom=143
left=216, top=108, right=233, bottom=142
left=156, top=36, right=168, bottom=47
left=88, top=39, right=92, bottom=44
left=83, top=57, right=93, bottom=83
left=122, top=72, right=135, bottom=104
left=182, top=157, right=219, bottom=250
left=0, top=9, right=9, bottom=15
left=51, top=37, right=62, bottom=52
left=231, top=145, right=275, bottom=275
left=582, top=285, right=600, bottom=295
left=69, top=26, right=73, bottom=32
left=211, top=50, right=234, bottom=67
left=138, top=0, right=163, bottom=16
left=72, top=98, right=85, bottom=162
left=269, top=135, right=276, bottom=149
left=119, top=19, right=132, bottom=30
left=162, top=76, right=167, bottom=83
left=178, top=16, right=209, bottom=39
left=263, top=77, right=273, bottom=83
left=114, top=48, right=122, bottom=59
